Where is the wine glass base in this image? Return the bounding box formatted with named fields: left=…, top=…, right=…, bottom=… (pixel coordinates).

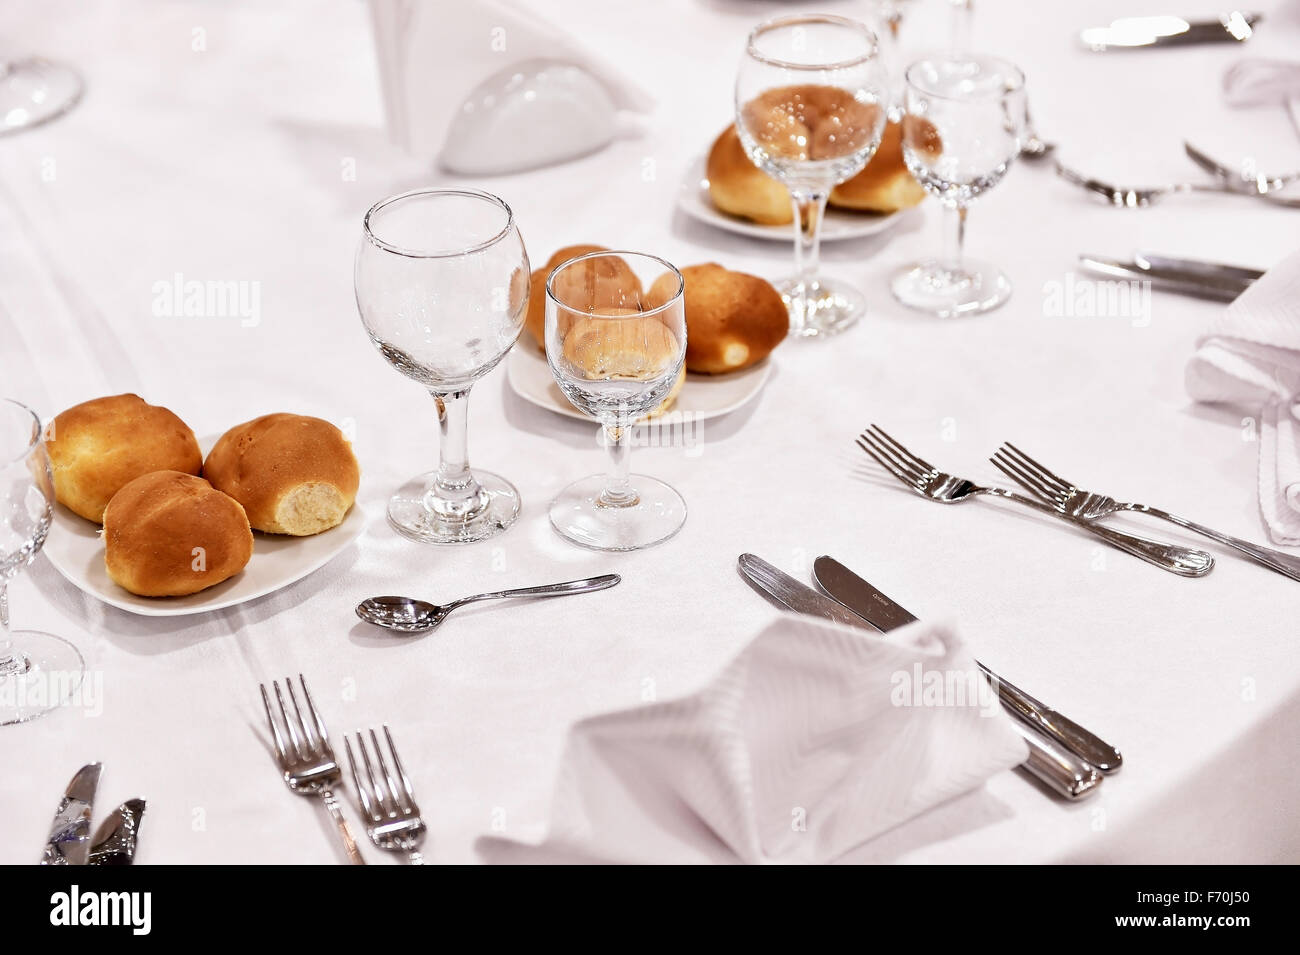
left=891, top=258, right=1012, bottom=318
left=387, top=469, right=520, bottom=544
left=0, top=631, right=86, bottom=726
left=777, top=276, right=866, bottom=337
left=549, top=474, right=686, bottom=552
left=0, top=59, right=84, bottom=135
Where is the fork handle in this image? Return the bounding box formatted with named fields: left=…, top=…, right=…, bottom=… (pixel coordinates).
left=991, top=490, right=1215, bottom=577
left=1128, top=505, right=1300, bottom=582
left=320, top=789, right=366, bottom=865
left=407, top=849, right=426, bottom=865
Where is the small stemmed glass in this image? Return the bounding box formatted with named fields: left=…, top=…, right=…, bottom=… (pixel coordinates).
left=891, top=54, right=1026, bottom=318
left=545, top=251, right=688, bottom=551
left=355, top=188, right=530, bottom=544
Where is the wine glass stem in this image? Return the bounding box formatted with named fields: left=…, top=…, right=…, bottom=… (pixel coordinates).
left=598, top=424, right=638, bottom=508
left=943, top=202, right=968, bottom=273
left=431, top=388, right=482, bottom=506
left=0, top=581, right=20, bottom=676
left=790, top=190, right=829, bottom=315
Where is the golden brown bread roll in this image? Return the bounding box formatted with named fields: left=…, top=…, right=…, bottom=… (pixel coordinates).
left=523, top=245, right=642, bottom=351
left=203, top=413, right=359, bottom=536
left=830, top=119, right=940, bottom=213
left=561, top=310, right=686, bottom=418
left=104, top=470, right=253, bottom=597
left=706, top=125, right=794, bottom=226
left=45, top=393, right=202, bottom=523
left=649, top=264, right=788, bottom=374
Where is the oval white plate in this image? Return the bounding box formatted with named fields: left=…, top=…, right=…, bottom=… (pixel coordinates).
left=676, top=153, right=912, bottom=242
left=42, top=437, right=367, bottom=617
left=507, top=346, right=772, bottom=425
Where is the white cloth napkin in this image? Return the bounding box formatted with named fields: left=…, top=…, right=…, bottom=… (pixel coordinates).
left=1186, top=251, right=1300, bottom=544
left=1223, top=59, right=1300, bottom=133
left=476, top=614, right=1029, bottom=864
left=367, top=0, right=654, bottom=161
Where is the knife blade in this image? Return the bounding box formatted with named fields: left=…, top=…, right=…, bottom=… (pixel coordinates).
left=41, top=762, right=101, bottom=865
left=88, top=799, right=146, bottom=866
left=813, top=556, right=1122, bottom=775
left=738, top=555, right=1102, bottom=799
left=1134, top=250, right=1264, bottom=284
left=1078, top=254, right=1251, bottom=302
left=1081, top=12, right=1260, bottom=51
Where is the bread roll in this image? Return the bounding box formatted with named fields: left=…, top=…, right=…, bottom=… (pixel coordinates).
left=45, top=394, right=202, bottom=523
left=706, top=125, right=793, bottom=226
left=651, top=264, right=788, bottom=374
left=830, top=119, right=940, bottom=213
left=561, top=311, right=685, bottom=418
left=523, top=245, right=641, bottom=351
left=104, top=470, right=253, bottom=597
left=203, top=413, right=359, bottom=536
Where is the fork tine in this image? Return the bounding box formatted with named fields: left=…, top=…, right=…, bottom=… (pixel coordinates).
left=345, top=734, right=381, bottom=823
left=283, top=676, right=320, bottom=757
left=867, top=424, right=937, bottom=474
left=370, top=728, right=407, bottom=814
left=858, top=430, right=927, bottom=483
left=1001, top=442, right=1074, bottom=493
left=259, top=683, right=288, bottom=766
left=356, top=728, right=394, bottom=816
left=382, top=725, right=419, bottom=813
left=298, top=674, right=332, bottom=753
left=990, top=451, right=1062, bottom=508
left=273, top=679, right=307, bottom=762
left=856, top=435, right=924, bottom=488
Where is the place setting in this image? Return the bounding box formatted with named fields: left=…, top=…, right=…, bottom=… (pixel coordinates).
left=4, top=0, right=1300, bottom=893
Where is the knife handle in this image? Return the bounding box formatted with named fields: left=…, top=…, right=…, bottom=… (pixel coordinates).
left=1015, top=723, right=1103, bottom=800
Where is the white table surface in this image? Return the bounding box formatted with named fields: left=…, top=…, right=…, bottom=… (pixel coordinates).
left=2, top=0, right=1298, bottom=864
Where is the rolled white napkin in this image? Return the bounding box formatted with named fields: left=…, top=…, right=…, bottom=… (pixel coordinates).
left=1186, top=251, right=1300, bottom=544
left=477, top=614, right=1029, bottom=865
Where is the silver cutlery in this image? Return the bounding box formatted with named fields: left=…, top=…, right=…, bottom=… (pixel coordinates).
left=344, top=725, right=427, bottom=865
left=1184, top=141, right=1300, bottom=195
left=812, top=556, right=1122, bottom=773
left=260, top=674, right=366, bottom=864
left=41, top=762, right=100, bottom=865
left=1081, top=12, right=1260, bottom=51
left=88, top=799, right=146, bottom=866
left=1020, top=104, right=1056, bottom=161
left=992, top=442, right=1300, bottom=583
left=1077, top=252, right=1257, bottom=302
left=1056, top=161, right=1300, bottom=208
left=356, top=573, right=621, bottom=634
left=856, top=425, right=1214, bottom=577
left=737, top=554, right=1104, bottom=799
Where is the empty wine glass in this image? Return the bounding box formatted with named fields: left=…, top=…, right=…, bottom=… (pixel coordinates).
left=1, top=398, right=84, bottom=726
left=735, top=14, right=889, bottom=337
left=355, top=188, right=530, bottom=543
left=545, top=251, right=687, bottom=551
left=891, top=54, right=1026, bottom=317
left=0, top=58, right=82, bottom=135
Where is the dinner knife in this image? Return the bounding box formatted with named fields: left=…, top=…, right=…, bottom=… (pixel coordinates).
left=1134, top=251, right=1263, bottom=284
left=1078, top=254, right=1251, bottom=302
left=1081, top=12, right=1260, bottom=51
left=41, top=762, right=101, bottom=865
left=813, top=556, right=1122, bottom=775
left=737, top=555, right=1102, bottom=799
left=88, top=799, right=146, bottom=866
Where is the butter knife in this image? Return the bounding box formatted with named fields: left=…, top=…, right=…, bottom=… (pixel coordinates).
left=41, top=762, right=101, bottom=865
left=813, top=556, right=1122, bottom=774
left=737, top=555, right=1103, bottom=799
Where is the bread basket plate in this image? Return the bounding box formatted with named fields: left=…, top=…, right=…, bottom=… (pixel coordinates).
left=507, top=346, right=772, bottom=424
left=676, top=154, right=912, bottom=242
left=42, top=436, right=367, bottom=617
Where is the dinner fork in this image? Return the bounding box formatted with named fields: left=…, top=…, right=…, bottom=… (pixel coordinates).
left=992, top=442, right=1300, bottom=584
left=856, top=425, right=1213, bottom=576
left=344, top=725, right=426, bottom=865
left=1183, top=142, right=1300, bottom=195
left=260, top=675, right=366, bottom=864
left=1055, top=161, right=1300, bottom=209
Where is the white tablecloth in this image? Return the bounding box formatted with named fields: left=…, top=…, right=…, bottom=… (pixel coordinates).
left=2, top=0, right=1298, bottom=864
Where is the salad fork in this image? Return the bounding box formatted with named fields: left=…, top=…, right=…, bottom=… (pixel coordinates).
left=1055, top=161, right=1300, bottom=209
left=260, top=675, right=366, bottom=864
left=856, top=425, right=1213, bottom=576
left=345, top=725, right=427, bottom=865
left=992, top=442, right=1300, bottom=584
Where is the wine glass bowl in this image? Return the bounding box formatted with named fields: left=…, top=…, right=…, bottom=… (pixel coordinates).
left=735, top=14, right=889, bottom=337
left=891, top=54, right=1027, bottom=318
left=545, top=251, right=688, bottom=551
left=355, top=188, right=530, bottom=543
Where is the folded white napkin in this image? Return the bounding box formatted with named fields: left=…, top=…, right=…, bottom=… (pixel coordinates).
left=367, top=0, right=653, bottom=163
left=1223, top=59, right=1300, bottom=132
left=1186, top=251, right=1300, bottom=544
left=477, top=614, right=1028, bottom=864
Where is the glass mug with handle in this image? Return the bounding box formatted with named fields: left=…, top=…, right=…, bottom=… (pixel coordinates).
left=355, top=188, right=530, bottom=544
left=545, top=251, right=688, bottom=552
left=734, top=13, right=889, bottom=337
left=891, top=54, right=1026, bottom=317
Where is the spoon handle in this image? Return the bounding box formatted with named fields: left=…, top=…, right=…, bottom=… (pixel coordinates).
left=448, top=574, right=621, bottom=610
